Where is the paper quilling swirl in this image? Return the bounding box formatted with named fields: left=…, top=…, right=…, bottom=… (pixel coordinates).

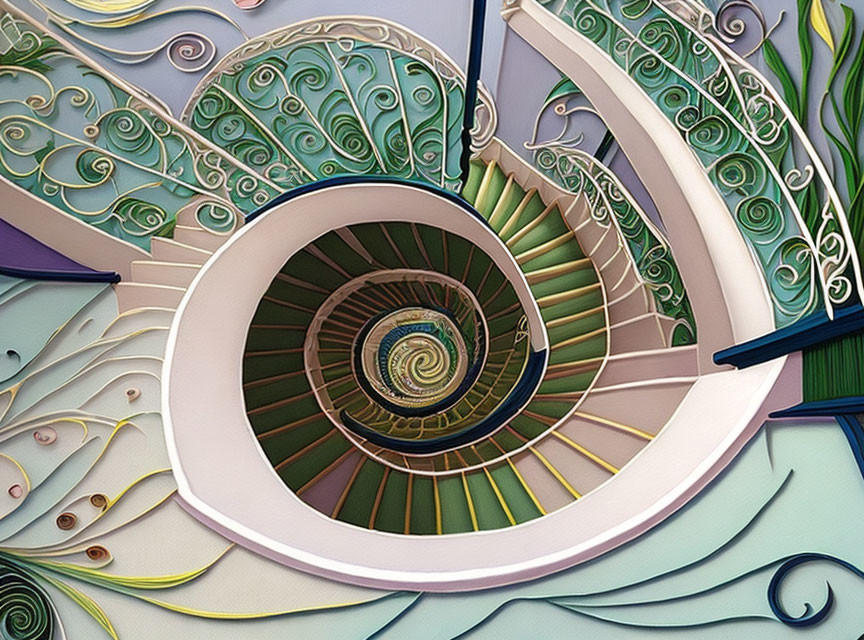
left=3, top=0, right=864, bottom=636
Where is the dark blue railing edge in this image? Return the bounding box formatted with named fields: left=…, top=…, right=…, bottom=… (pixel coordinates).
left=244, top=175, right=493, bottom=233
left=340, top=348, right=547, bottom=455
left=713, top=304, right=864, bottom=369
left=770, top=396, right=864, bottom=418
left=0, top=266, right=120, bottom=283
left=459, top=0, right=487, bottom=185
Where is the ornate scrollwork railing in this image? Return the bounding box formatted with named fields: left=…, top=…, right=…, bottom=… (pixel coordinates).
left=0, top=6, right=275, bottom=248
left=181, top=17, right=497, bottom=194
left=532, top=143, right=696, bottom=344
left=534, top=0, right=864, bottom=327
left=0, top=8, right=498, bottom=249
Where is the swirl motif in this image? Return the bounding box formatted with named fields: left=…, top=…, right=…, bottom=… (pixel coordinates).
left=299, top=257, right=501, bottom=446
left=113, top=197, right=170, bottom=237
left=195, top=202, right=237, bottom=234
left=543, top=0, right=863, bottom=324
left=0, top=11, right=266, bottom=249
left=0, top=560, right=54, bottom=640
left=768, top=553, right=864, bottom=627
left=166, top=33, right=217, bottom=73
left=361, top=308, right=467, bottom=412
left=182, top=16, right=498, bottom=193
left=715, top=0, right=766, bottom=46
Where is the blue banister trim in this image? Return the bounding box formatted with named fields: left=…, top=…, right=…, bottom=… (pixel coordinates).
left=713, top=304, right=864, bottom=369
left=460, top=0, right=487, bottom=184
left=340, top=348, right=547, bottom=454
left=0, top=266, right=119, bottom=283
left=244, top=175, right=491, bottom=231
left=769, top=396, right=864, bottom=418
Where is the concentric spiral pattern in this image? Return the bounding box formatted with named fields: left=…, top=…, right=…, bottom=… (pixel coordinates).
left=360, top=307, right=473, bottom=414
left=254, top=222, right=536, bottom=458
left=242, top=173, right=617, bottom=534
left=0, top=561, right=53, bottom=640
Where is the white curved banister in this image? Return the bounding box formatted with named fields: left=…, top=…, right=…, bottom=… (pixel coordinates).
left=503, top=0, right=775, bottom=370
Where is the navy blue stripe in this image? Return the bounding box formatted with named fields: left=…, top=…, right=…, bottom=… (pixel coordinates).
left=836, top=415, right=864, bottom=480
left=244, top=175, right=492, bottom=232
left=340, top=348, right=547, bottom=454
left=714, top=304, right=864, bottom=369
left=460, top=0, right=487, bottom=184
left=769, top=396, right=864, bottom=418
left=350, top=306, right=488, bottom=420
left=0, top=266, right=120, bottom=283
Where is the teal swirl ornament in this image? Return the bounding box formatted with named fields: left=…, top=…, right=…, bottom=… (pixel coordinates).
left=360, top=307, right=471, bottom=414
left=182, top=17, right=497, bottom=194
left=0, top=560, right=53, bottom=640
left=195, top=202, right=237, bottom=234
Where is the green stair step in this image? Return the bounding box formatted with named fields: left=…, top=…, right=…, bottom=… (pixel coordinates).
left=438, top=475, right=474, bottom=533
left=465, top=471, right=511, bottom=530
left=279, top=432, right=352, bottom=490
left=374, top=472, right=410, bottom=534
left=336, top=459, right=387, bottom=527
left=489, top=464, right=543, bottom=524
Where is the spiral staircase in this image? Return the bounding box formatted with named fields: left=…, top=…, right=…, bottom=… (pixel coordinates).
left=0, top=0, right=796, bottom=592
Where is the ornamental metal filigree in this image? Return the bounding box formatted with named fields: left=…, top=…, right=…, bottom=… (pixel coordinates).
left=537, top=0, right=864, bottom=326
left=181, top=17, right=498, bottom=193
left=532, top=143, right=697, bottom=345
left=0, top=6, right=278, bottom=248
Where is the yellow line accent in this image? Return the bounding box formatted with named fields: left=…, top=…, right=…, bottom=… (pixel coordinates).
left=404, top=474, right=414, bottom=535
left=550, top=326, right=608, bottom=351
left=529, top=446, right=581, bottom=499
left=537, top=282, right=602, bottom=309
left=545, top=306, right=605, bottom=329
left=433, top=476, right=443, bottom=534
left=525, top=258, right=593, bottom=284
left=516, top=230, right=575, bottom=265
left=551, top=431, right=619, bottom=474
left=487, top=173, right=515, bottom=224
left=474, top=160, right=497, bottom=212
left=544, top=356, right=606, bottom=374
left=506, top=201, right=557, bottom=248
left=506, top=458, right=546, bottom=515
left=0, top=453, right=30, bottom=490
left=574, top=411, right=654, bottom=441
left=461, top=473, right=480, bottom=531
left=533, top=391, right=585, bottom=402
left=483, top=468, right=517, bottom=526
left=499, top=187, right=538, bottom=239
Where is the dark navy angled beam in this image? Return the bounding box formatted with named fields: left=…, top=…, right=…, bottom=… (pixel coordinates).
left=770, top=396, right=864, bottom=419
left=245, top=175, right=492, bottom=232
left=459, top=0, right=487, bottom=184
left=714, top=304, right=864, bottom=369
left=0, top=217, right=120, bottom=283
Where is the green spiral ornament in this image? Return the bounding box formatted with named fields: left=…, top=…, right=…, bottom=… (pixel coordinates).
left=0, top=561, right=54, bottom=640
left=360, top=308, right=472, bottom=415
